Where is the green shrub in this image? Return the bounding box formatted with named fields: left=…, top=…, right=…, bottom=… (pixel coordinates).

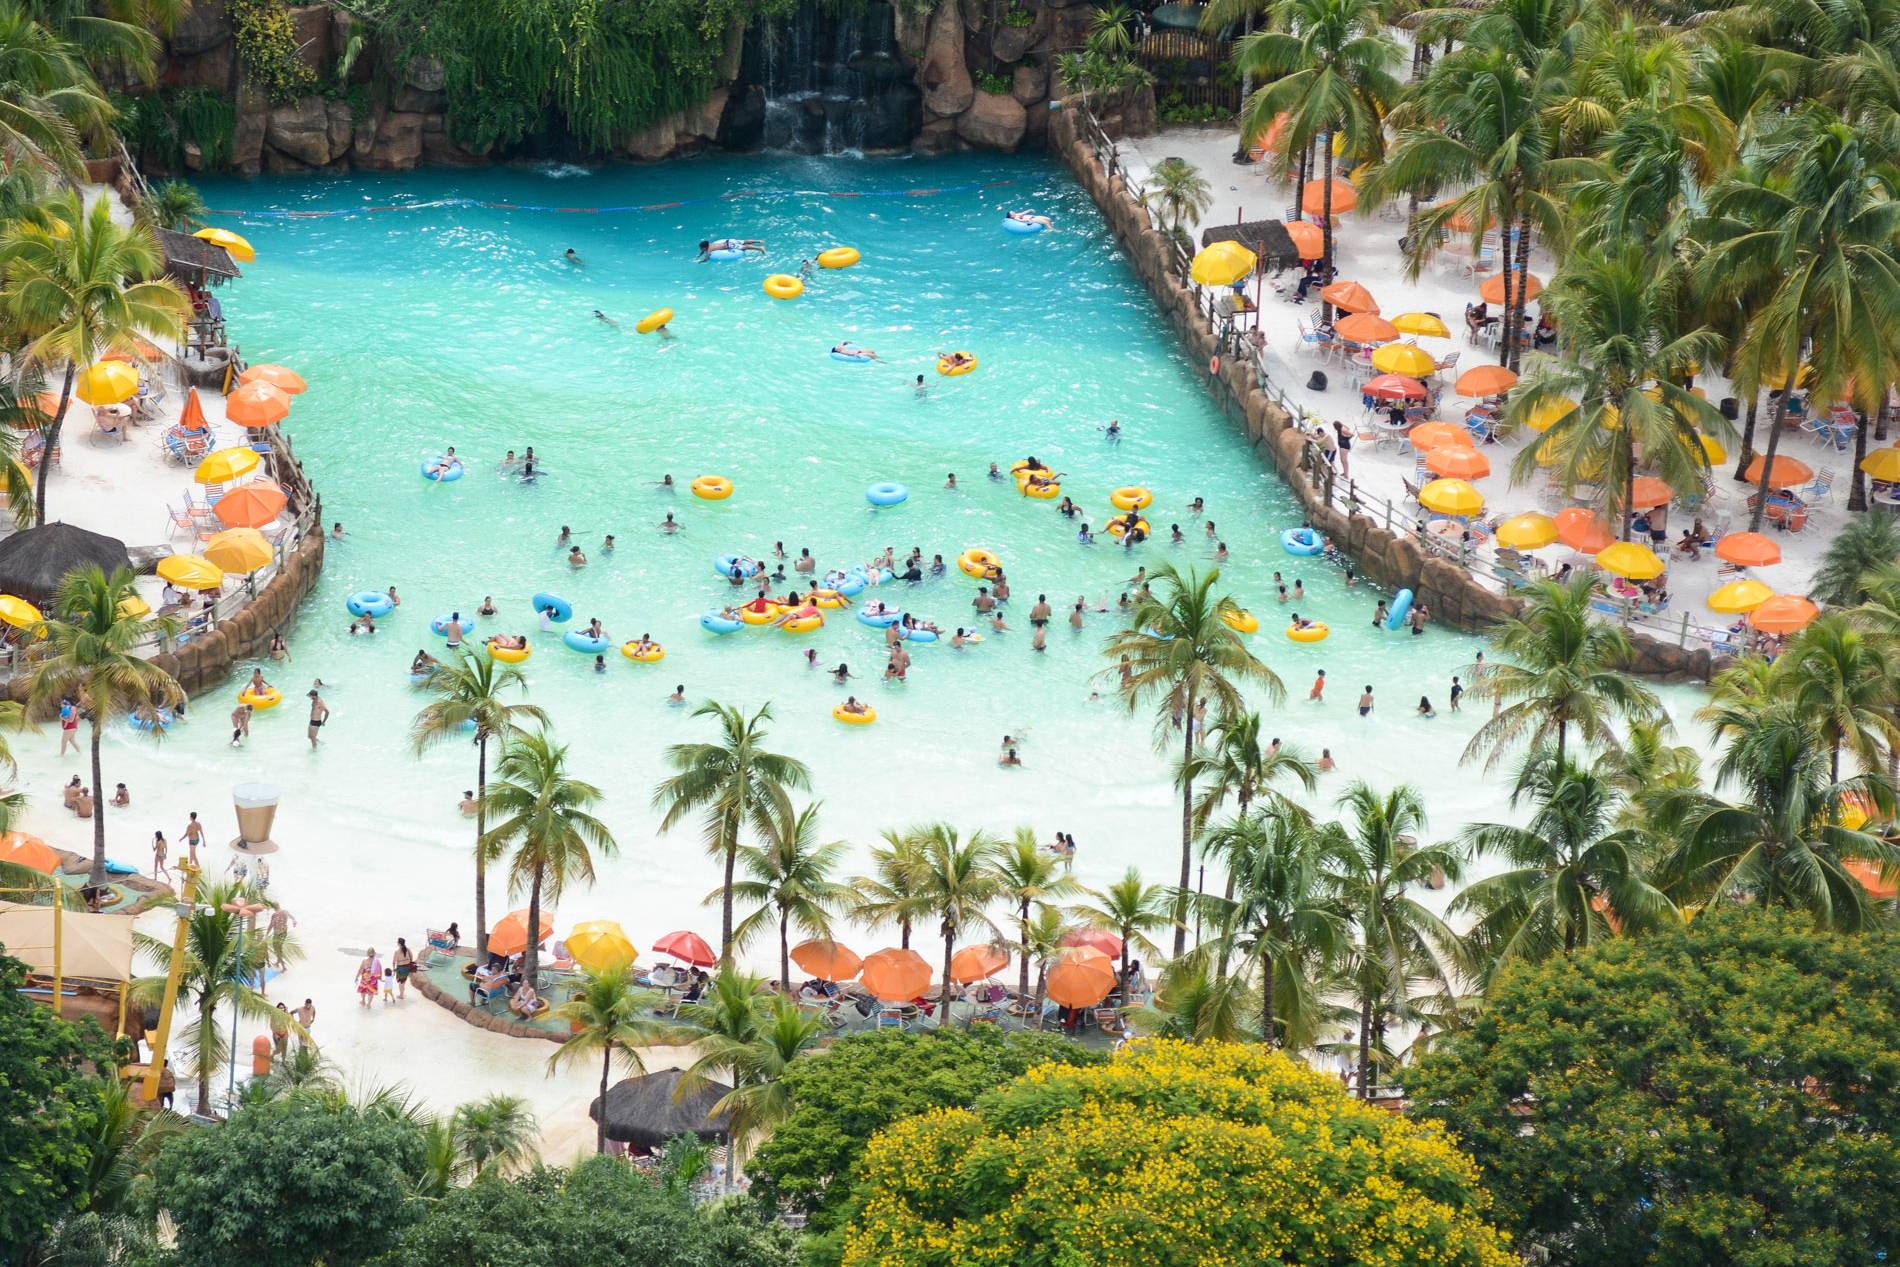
left=975, top=68, right=1013, bottom=95
left=230, top=0, right=317, bottom=105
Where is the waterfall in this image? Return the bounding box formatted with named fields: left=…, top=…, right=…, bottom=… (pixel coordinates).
left=744, top=1, right=921, bottom=154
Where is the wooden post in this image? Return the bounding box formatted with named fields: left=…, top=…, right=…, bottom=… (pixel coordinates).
left=50, top=896, right=61, bottom=1016
left=140, top=861, right=199, bottom=1105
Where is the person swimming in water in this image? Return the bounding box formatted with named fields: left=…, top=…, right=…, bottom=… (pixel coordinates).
left=593, top=310, right=620, bottom=329
left=697, top=238, right=766, bottom=260
left=831, top=342, right=878, bottom=361
left=564, top=248, right=583, bottom=267
left=1007, top=211, right=1055, bottom=230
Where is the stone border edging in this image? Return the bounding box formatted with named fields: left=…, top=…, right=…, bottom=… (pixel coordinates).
left=1045, top=104, right=1714, bottom=683
left=413, top=949, right=566, bottom=1044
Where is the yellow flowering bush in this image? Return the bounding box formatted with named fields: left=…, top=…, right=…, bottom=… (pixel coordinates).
left=839, top=1040, right=1512, bottom=1267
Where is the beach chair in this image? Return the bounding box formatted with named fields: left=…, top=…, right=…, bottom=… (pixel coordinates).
left=875, top=1007, right=910, bottom=1032
left=1295, top=318, right=1327, bottom=358
left=88, top=408, right=129, bottom=445
left=1434, top=352, right=1460, bottom=378
left=1094, top=1007, right=1128, bottom=1037
left=164, top=503, right=201, bottom=542
left=509, top=993, right=549, bottom=1020
left=1803, top=467, right=1837, bottom=506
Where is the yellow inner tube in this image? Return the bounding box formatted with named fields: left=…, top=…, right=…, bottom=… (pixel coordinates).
left=486, top=640, right=531, bottom=663
left=818, top=246, right=860, bottom=269
left=1222, top=610, right=1260, bottom=634
left=1010, top=460, right=1049, bottom=476
left=739, top=604, right=782, bottom=625
left=810, top=589, right=848, bottom=609
left=937, top=353, right=978, bottom=377
left=958, top=548, right=1001, bottom=578
left=782, top=614, right=824, bottom=633
left=1020, top=479, right=1060, bottom=499
left=763, top=274, right=803, bottom=299
left=237, top=686, right=280, bottom=709
left=621, top=641, right=666, bottom=662
left=1287, top=622, right=1330, bottom=643
left=1111, top=486, right=1154, bottom=511
left=691, top=475, right=733, bottom=500
left=833, top=704, right=877, bottom=725
left=1107, top=518, right=1151, bottom=538
left=636, top=308, right=673, bottom=334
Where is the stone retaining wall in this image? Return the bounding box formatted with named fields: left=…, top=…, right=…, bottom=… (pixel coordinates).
left=1046, top=104, right=1715, bottom=683
left=413, top=949, right=566, bottom=1044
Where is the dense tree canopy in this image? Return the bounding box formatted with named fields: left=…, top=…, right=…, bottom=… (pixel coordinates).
left=1404, top=909, right=1900, bottom=1267
left=837, top=1040, right=1513, bottom=1267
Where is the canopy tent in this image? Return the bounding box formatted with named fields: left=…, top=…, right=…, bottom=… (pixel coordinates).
left=589, top=1068, right=731, bottom=1149
left=1198, top=220, right=1301, bottom=272
left=0, top=522, right=131, bottom=606
left=0, top=901, right=134, bottom=984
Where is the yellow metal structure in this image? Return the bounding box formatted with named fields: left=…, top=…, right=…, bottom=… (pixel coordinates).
left=140, top=862, right=198, bottom=1105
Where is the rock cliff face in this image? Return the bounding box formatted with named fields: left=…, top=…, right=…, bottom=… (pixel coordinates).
left=140, top=0, right=1152, bottom=172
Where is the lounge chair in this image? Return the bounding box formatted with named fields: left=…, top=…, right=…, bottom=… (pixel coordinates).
left=1094, top=1007, right=1128, bottom=1036
left=509, top=993, right=549, bottom=1020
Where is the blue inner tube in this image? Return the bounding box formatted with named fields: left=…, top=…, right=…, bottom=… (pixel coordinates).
left=102, top=858, right=138, bottom=876
left=563, top=629, right=613, bottom=654
left=1282, top=528, right=1324, bottom=557
left=830, top=349, right=874, bottom=363
left=346, top=591, right=394, bottom=617
left=530, top=592, right=572, bottom=622
left=1386, top=588, right=1415, bottom=632
left=707, top=247, right=744, bottom=261
left=1004, top=217, right=1045, bottom=235
left=430, top=612, right=478, bottom=636
left=866, top=482, right=909, bottom=507
left=422, top=457, right=463, bottom=482
left=408, top=671, right=430, bottom=686
left=128, top=707, right=174, bottom=732
left=701, top=610, right=743, bottom=635
left=857, top=607, right=903, bottom=628
left=715, top=553, right=761, bottom=578
left=899, top=625, right=939, bottom=643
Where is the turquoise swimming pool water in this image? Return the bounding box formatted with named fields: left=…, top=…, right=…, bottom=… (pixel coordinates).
left=103, top=154, right=1526, bottom=980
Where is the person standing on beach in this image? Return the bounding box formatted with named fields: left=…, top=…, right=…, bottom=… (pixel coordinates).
left=293, top=997, right=316, bottom=1046
left=182, top=812, right=204, bottom=869
left=306, top=690, right=329, bottom=749
left=268, top=906, right=295, bottom=968
left=151, top=831, right=169, bottom=881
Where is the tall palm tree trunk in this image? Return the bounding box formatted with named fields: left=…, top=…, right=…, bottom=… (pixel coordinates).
left=1017, top=900, right=1032, bottom=999
left=719, top=815, right=738, bottom=966
left=1261, top=957, right=1276, bottom=1046
left=939, top=930, right=955, bottom=1027
left=1174, top=689, right=1198, bottom=958
left=1294, top=144, right=1309, bottom=221
left=1749, top=353, right=1808, bottom=532
left=1849, top=408, right=1870, bottom=511
left=779, top=907, right=791, bottom=994
left=1356, top=997, right=1372, bottom=1099
left=1319, top=136, right=1337, bottom=320
left=87, top=718, right=106, bottom=887
left=524, top=869, right=544, bottom=986
left=1621, top=434, right=1637, bottom=542
left=474, top=734, right=490, bottom=958
left=36, top=363, right=74, bottom=526
left=195, top=989, right=214, bottom=1114
left=1215, top=871, right=1237, bottom=982
left=1732, top=392, right=1759, bottom=483
left=596, top=1041, right=613, bottom=1153
left=899, top=918, right=911, bottom=950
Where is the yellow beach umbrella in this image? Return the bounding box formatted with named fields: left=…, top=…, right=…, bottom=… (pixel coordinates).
left=195, top=446, right=260, bottom=485
left=1189, top=240, right=1256, bottom=287
left=202, top=528, right=272, bottom=575
left=565, top=919, right=638, bottom=972
left=1861, top=446, right=1900, bottom=481
left=1708, top=578, right=1774, bottom=613
left=193, top=226, right=256, bottom=263
left=156, top=554, right=224, bottom=590
left=1495, top=512, right=1558, bottom=550
left=1696, top=431, right=1727, bottom=464
left=1525, top=398, right=1577, bottom=433
left=74, top=360, right=138, bottom=406
left=117, top=595, right=150, bottom=619
left=0, top=594, right=41, bottom=628
left=1419, top=478, right=1485, bottom=516
left=1597, top=541, right=1665, bottom=580
left=1393, top=312, right=1450, bottom=338
left=1371, top=342, right=1437, bottom=377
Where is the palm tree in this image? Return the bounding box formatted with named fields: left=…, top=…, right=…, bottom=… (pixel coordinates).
left=450, top=1093, right=538, bottom=1178
left=0, top=190, right=188, bottom=523
left=1075, top=867, right=1173, bottom=993
left=410, top=648, right=546, bottom=959
left=138, top=180, right=207, bottom=232
left=1455, top=748, right=1675, bottom=985
left=677, top=982, right=825, bottom=1181
left=1141, top=156, right=1212, bottom=244
left=1185, top=709, right=1317, bottom=831
left=479, top=728, right=614, bottom=986
left=72, top=1071, right=182, bottom=1216
left=547, top=965, right=675, bottom=1153
left=903, top=823, right=1003, bottom=1026
left=1463, top=575, right=1661, bottom=769
left=1335, top=782, right=1461, bottom=1098
left=851, top=828, right=931, bottom=950
left=1811, top=512, right=1900, bottom=605
left=1103, top=563, right=1283, bottom=956
left=1778, top=614, right=1900, bottom=780
left=1235, top=0, right=1401, bottom=287
left=724, top=801, right=852, bottom=992
left=1126, top=957, right=1254, bottom=1042
left=652, top=701, right=810, bottom=966
left=1188, top=807, right=1346, bottom=1047
left=25, top=564, right=180, bottom=887
left=1658, top=703, right=1898, bottom=930
left=1697, top=107, right=1900, bottom=529
left=131, top=879, right=295, bottom=1114
left=990, top=829, right=1081, bottom=999
left=0, top=6, right=114, bottom=178
left=1499, top=244, right=1730, bottom=537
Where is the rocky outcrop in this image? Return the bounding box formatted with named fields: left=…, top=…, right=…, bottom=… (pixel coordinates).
left=626, top=87, right=730, bottom=161
left=919, top=0, right=974, bottom=118
left=956, top=89, right=1026, bottom=150
left=264, top=96, right=332, bottom=166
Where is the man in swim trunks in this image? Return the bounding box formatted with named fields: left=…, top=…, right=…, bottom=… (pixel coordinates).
left=659, top=513, right=680, bottom=534
left=306, top=689, right=329, bottom=749
left=1358, top=686, right=1374, bottom=716
left=1029, top=595, right=1052, bottom=629
left=444, top=614, right=466, bottom=650
left=569, top=545, right=587, bottom=568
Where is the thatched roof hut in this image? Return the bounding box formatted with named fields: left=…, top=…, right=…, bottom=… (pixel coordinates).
left=0, top=522, right=132, bottom=605
left=589, top=1069, right=732, bottom=1150
left=1200, top=220, right=1301, bottom=271
left=156, top=229, right=240, bottom=287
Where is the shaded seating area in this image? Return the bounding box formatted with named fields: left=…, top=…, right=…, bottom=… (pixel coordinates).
left=590, top=1068, right=732, bottom=1155
left=0, top=521, right=132, bottom=607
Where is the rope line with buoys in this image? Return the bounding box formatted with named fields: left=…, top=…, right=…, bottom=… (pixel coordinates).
left=201, top=179, right=1021, bottom=221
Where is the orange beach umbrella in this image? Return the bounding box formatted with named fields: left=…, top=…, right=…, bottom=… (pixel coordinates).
left=1045, top=947, right=1118, bottom=1008
left=1407, top=421, right=1470, bottom=450
left=1061, top=928, right=1124, bottom=958
left=224, top=380, right=290, bottom=428
left=212, top=481, right=288, bottom=530
left=1426, top=447, right=1491, bottom=479
left=948, top=943, right=1010, bottom=984
left=790, top=938, right=862, bottom=982
left=650, top=929, right=716, bottom=967
left=859, top=947, right=933, bottom=1001
left=1749, top=594, right=1820, bottom=633
left=1301, top=178, right=1357, bottom=216
left=1714, top=531, right=1781, bottom=568
left=0, top=831, right=59, bottom=873
left=1363, top=374, right=1427, bottom=401
left=1335, top=313, right=1398, bottom=343
left=1554, top=507, right=1614, bottom=554
left=178, top=387, right=210, bottom=432
left=1479, top=270, right=1544, bottom=304
left=1456, top=364, right=1518, bottom=397
left=1744, top=454, right=1813, bottom=488
left=488, top=908, right=555, bottom=957
left=1627, top=476, right=1674, bottom=509
left=1285, top=220, right=1323, bottom=260
left=238, top=363, right=307, bottom=395
left=1319, top=280, right=1378, bottom=314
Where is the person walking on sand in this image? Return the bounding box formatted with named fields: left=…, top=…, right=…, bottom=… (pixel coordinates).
left=151, top=830, right=169, bottom=881
left=356, top=951, right=378, bottom=1008
left=268, top=905, right=296, bottom=968
left=293, top=997, right=316, bottom=1046
left=306, top=689, right=329, bottom=749
left=182, top=812, right=204, bottom=869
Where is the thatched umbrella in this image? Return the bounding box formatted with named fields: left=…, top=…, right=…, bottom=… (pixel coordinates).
left=0, top=523, right=132, bottom=606
left=1199, top=220, right=1301, bottom=272
left=589, top=1069, right=732, bottom=1150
